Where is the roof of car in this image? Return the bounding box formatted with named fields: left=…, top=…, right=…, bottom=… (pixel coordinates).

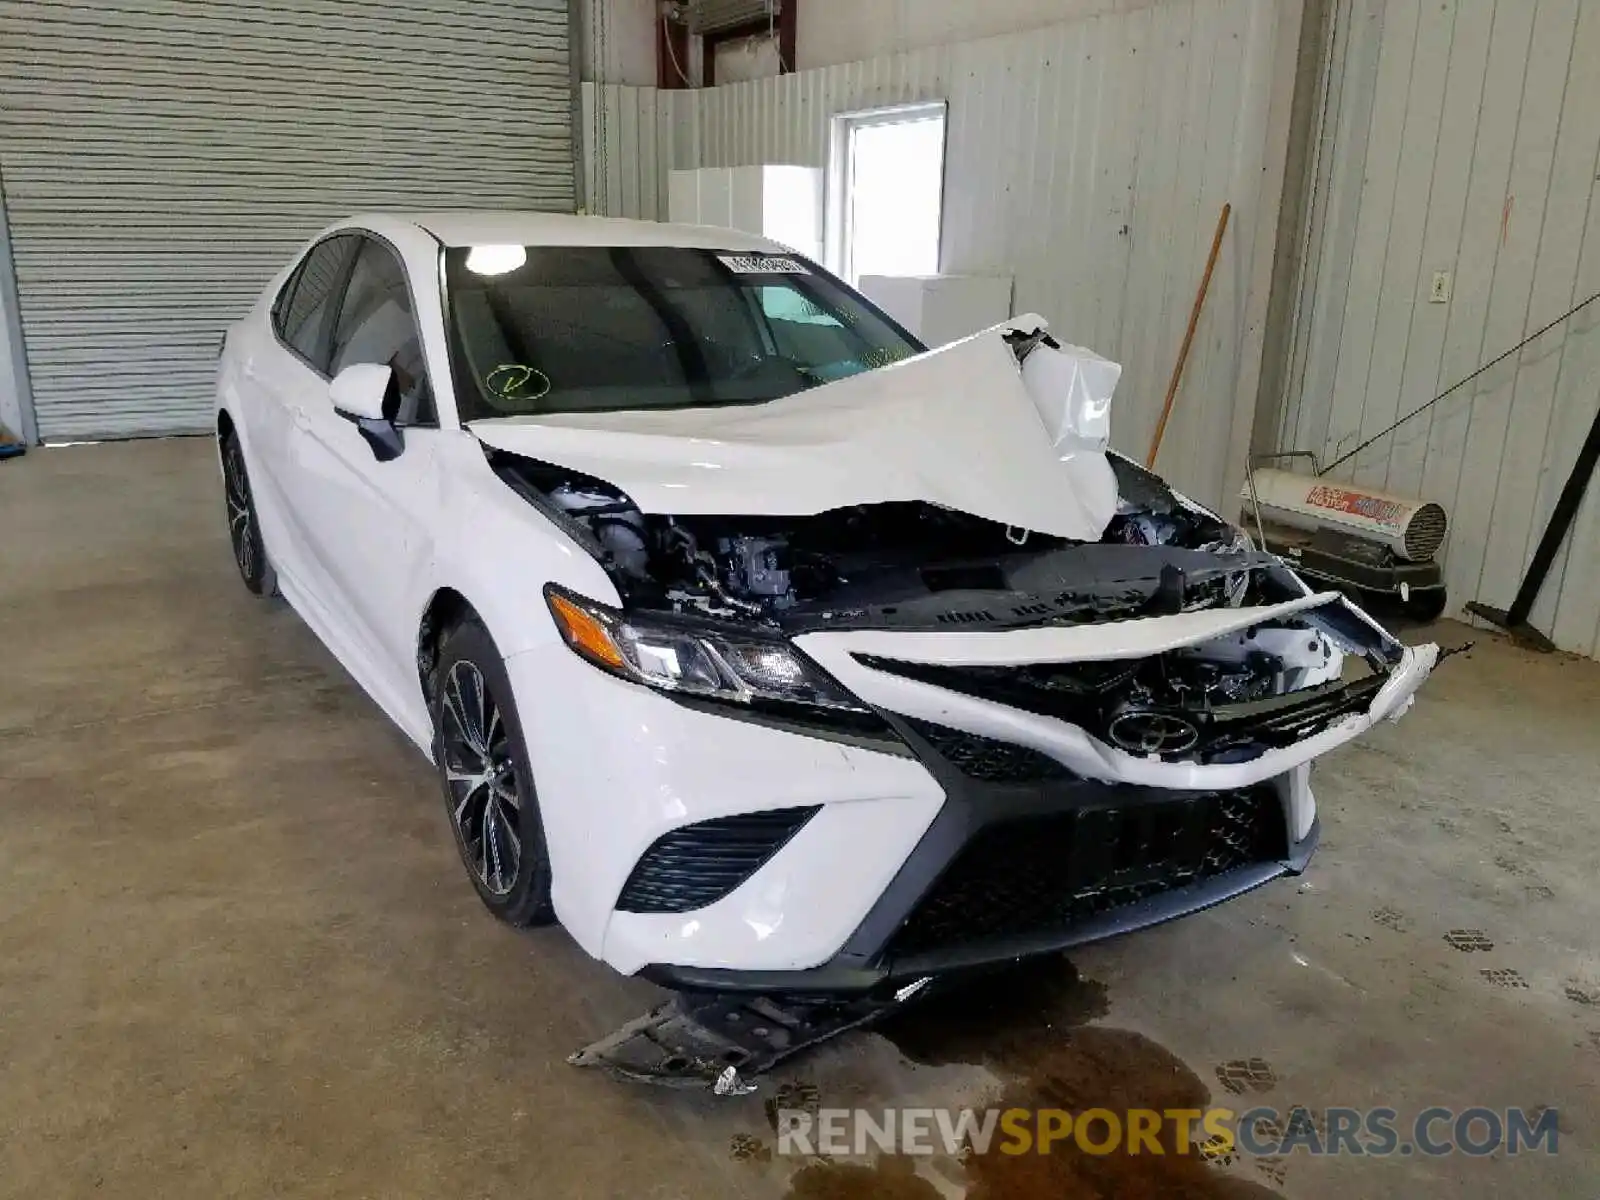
left=394, top=210, right=792, bottom=253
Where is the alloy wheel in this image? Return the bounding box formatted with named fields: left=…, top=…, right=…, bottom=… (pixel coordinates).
left=440, top=660, right=523, bottom=896
left=222, top=439, right=257, bottom=582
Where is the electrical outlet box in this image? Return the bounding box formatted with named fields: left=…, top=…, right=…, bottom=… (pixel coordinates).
left=1430, top=271, right=1452, bottom=304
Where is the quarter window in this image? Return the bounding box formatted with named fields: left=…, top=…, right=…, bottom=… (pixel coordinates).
left=329, top=239, right=434, bottom=425
left=270, top=262, right=304, bottom=340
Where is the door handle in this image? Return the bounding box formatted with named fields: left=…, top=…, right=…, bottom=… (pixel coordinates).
left=290, top=405, right=311, bottom=431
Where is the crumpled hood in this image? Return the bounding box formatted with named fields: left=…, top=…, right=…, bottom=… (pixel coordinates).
left=467, top=316, right=1121, bottom=541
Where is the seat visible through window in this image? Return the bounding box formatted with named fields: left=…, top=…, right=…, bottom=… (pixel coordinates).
left=329, top=239, right=434, bottom=425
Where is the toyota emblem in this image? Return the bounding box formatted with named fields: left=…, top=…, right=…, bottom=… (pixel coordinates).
left=1107, top=710, right=1201, bottom=755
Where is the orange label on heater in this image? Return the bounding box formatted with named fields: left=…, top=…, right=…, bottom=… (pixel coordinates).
left=1303, top=485, right=1407, bottom=527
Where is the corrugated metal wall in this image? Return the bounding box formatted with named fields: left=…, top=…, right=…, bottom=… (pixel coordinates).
left=580, top=85, right=696, bottom=222
left=0, top=0, right=574, bottom=441
left=582, top=0, right=1302, bottom=513
left=1280, top=0, right=1600, bottom=657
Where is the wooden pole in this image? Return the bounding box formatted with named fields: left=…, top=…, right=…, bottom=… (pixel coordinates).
left=1146, top=202, right=1231, bottom=469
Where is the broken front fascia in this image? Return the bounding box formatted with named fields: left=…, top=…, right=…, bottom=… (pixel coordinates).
left=764, top=542, right=1277, bottom=634
left=474, top=312, right=1436, bottom=772
left=796, top=591, right=1439, bottom=792
left=467, top=315, right=1123, bottom=543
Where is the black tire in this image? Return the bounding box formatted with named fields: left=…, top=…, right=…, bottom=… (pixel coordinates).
left=1403, top=588, right=1449, bottom=624
left=432, top=617, right=555, bottom=927
left=221, top=431, right=276, bottom=596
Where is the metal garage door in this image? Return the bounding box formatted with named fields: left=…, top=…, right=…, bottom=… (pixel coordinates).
left=0, top=0, right=575, bottom=440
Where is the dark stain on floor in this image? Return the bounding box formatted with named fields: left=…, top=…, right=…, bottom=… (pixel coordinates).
left=786, top=1154, right=943, bottom=1199
left=874, top=957, right=1112, bottom=1072
left=781, top=956, right=1283, bottom=1199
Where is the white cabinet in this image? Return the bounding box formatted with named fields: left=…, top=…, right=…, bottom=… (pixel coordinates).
left=667, top=166, right=823, bottom=262
left=856, top=274, right=1014, bottom=346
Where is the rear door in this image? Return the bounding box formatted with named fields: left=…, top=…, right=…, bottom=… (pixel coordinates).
left=244, top=234, right=359, bottom=588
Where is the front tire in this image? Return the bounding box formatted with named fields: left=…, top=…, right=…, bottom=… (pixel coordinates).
left=432, top=618, right=555, bottom=927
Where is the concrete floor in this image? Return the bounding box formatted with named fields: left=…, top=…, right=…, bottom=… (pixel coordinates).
left=1, top=437, right=1596, bottom=1199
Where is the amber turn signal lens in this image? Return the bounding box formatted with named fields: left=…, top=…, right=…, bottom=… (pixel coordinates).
left=547, top=592, right=627, bottom=670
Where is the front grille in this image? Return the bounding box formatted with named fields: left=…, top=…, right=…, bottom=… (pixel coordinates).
left=859, top=655, right=1135, bottom=730
left=1403, top=502, right=1449, bottom=562
left=902, top=718, right=1077, bottom=783
left=864, top=656, right=1377, bottom=764
left=885, top=788, right=1286, bottom=958
left=616, top=806, right=821, bottom=914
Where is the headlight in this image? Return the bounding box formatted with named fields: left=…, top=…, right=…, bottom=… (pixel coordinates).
left=545, top=587, right=868, bottom=712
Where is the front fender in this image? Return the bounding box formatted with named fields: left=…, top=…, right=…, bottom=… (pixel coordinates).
left=414, top=431, right=618, bottom=677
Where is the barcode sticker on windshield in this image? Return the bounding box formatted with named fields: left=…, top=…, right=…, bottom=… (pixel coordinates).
left=717, top=254, right=809, bottom=274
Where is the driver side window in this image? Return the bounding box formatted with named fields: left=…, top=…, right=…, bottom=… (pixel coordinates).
left=328, top=238, right=435, bottom=426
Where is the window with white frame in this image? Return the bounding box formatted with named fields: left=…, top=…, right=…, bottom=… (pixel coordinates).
left=827, top=103, right=947, bottom=286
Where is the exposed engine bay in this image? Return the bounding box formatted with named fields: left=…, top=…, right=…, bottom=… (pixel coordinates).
left=490, top=449, right=1282, bottom=632
left=487, top=443, right=1415, bottom=768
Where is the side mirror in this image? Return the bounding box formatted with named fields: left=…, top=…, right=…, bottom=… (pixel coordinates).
left=329, top=363, right=403, bottom=462
left=330, top=362, right=392, bottom=422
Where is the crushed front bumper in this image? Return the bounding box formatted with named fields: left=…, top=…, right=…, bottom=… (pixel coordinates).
left=642, top=593, right=1430, bottom=993
left=640, top=774, right=1320, bottom=995
left=554, top=591, right=1432, bottom=993
left=795, top=590, right=1437, bottom=796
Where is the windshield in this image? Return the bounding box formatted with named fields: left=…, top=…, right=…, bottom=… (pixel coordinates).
left=443, top=245, right=924, bottom=420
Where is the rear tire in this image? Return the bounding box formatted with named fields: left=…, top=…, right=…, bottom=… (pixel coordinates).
left=221, top=431, right=277, bottom=596
left=432, top=617, right=555, bottom=927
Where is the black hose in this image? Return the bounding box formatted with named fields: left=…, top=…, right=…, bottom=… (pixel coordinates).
left=1317, top=288, right=1600, bottom=476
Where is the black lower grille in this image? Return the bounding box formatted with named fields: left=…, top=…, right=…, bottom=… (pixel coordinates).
left=902, top=718, right=1077, bottom=783
left=617, top=806, right=821, bottom=914
left=886, top=788, right=1286, bottom=958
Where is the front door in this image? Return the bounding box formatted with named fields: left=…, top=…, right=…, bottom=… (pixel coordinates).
left=285, top=236, right=441, bottom=730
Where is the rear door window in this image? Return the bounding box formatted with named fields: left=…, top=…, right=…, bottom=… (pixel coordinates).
left=279, top=235, right=357, bottom=372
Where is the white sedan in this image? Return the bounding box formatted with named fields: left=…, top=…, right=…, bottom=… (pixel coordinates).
left=216, top=211, right=1436, bottom=995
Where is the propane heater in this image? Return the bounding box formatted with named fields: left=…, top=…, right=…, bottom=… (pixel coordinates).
left=1243, top=287, right=1600, bottom=643
left=1241, top=452, right=1449, bottom=621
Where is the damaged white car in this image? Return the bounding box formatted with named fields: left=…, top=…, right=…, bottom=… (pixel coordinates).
left=216, top=213, right=1437, bottom=1010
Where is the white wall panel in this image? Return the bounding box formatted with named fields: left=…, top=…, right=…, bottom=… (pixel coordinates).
left=797, top=0, right=1169, bottom=70
left=1280, top=0, right=1600, bottom=657
left=583, top=0, right=1302, bottom=513
left=580, top=0, right=657, bottom=86
left=578, top=0, right=1179, bottom=80
left=582, top=84, right=697, bottom=219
